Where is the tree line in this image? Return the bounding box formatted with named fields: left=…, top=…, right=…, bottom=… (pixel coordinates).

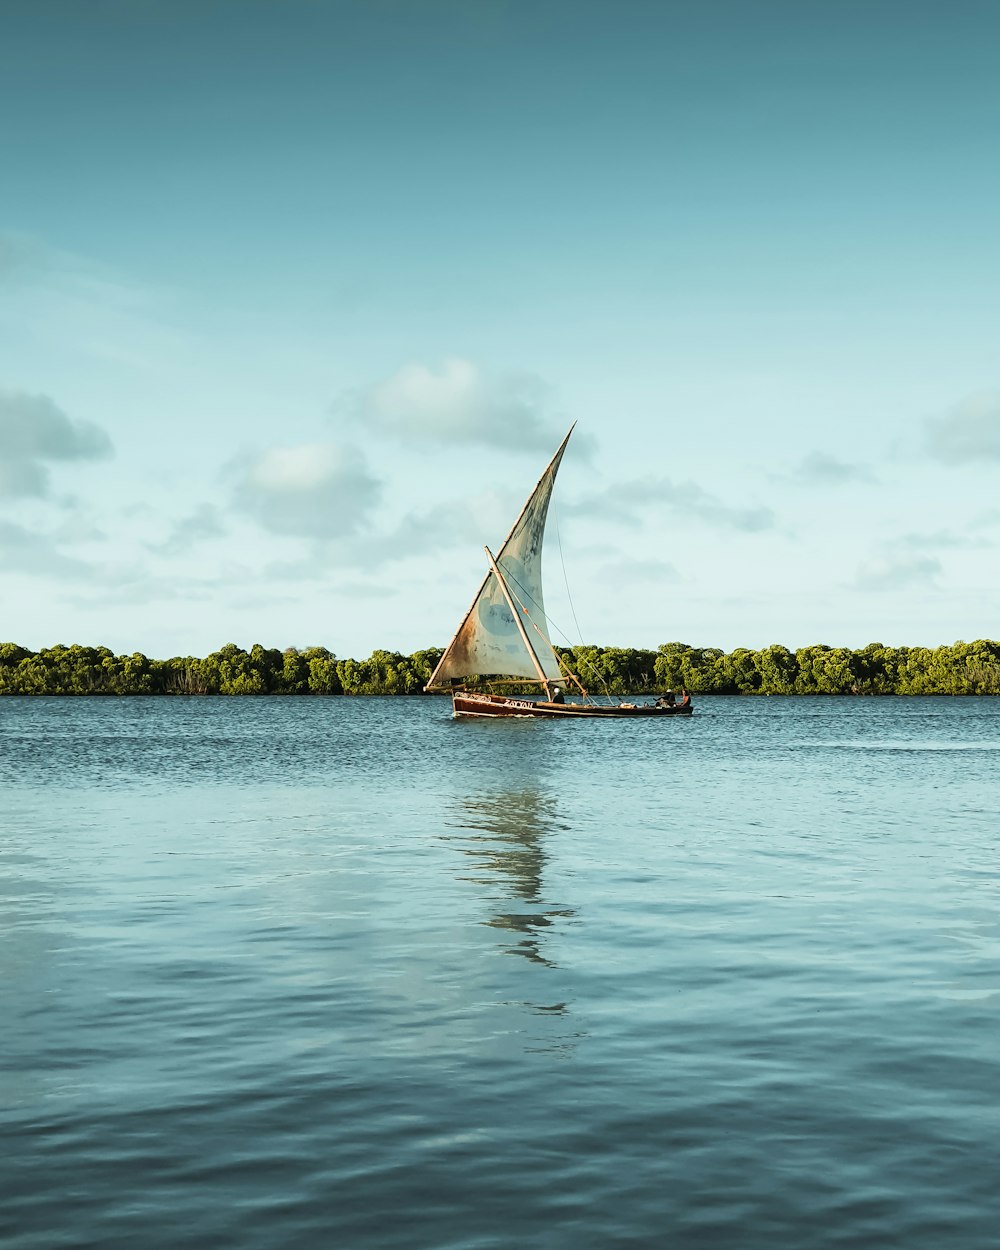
left=1, top=639, right=999, bottom=696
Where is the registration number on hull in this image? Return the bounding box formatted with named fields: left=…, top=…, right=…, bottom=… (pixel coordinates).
left=456, top=692, right=538, bottom=712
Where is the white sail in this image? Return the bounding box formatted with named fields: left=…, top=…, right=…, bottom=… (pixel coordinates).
left=427, top=427, right=573, bottom=688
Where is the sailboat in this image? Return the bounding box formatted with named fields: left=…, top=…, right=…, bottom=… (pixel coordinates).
left=425, top=425, right=694, bottom=719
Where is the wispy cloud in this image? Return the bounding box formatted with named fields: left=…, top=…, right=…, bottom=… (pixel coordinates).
left=340, top=358, right=572, bottom=453
left=0, top=519, right=93, bottom=578
left=891, top=529, right=991, bottom=552
left=0, top=232, right=51, bottom=284
left=0, top=387, right=113, bottom=499
left=260, top=557, right=399, bottom=599
left=853, top=554, right=942, bottom=591
left=60, top=567, right=232, bottom=609
left=0, top=231, right=185, bottom=373
left=787, top=450, right=877, bottom=485
left=146, top=504, right=227, bottom=556
left=272, top=498, right=498, bottom=574
left=924, top=391, right=1000, bottom=464
left=230, top=442, right=382, bottom=539
left=251, top=482, right=533, bottom=574
left=564, top=477, right=775, bottom=533
left=332, top=502, right=472, bottom=566
left=593, top=556, right=681, bottom=585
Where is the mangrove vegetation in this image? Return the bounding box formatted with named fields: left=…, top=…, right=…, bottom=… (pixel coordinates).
left=2, top=639, right=999, bottom=696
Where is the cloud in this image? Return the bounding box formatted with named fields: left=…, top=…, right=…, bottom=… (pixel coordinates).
left=593, top=557, right=681, bottom=585
left=334, top=502, right=471, bottom=566
left=564, top=477, right=775, bottom=533
left=1, top=232, right=187, bottom=378
left=309, top=475, right=540, bottom=568
left=269, top=498, right=496, bottom=574
left=318, top=476, right=588, bottom=570
left=0, top=388, right=113, bottom=498
left=854, top=554, right=942, bottom=591
left=0, top=232, right=49, bottom=284
left=342, top=358, right=568, bottom=452
left=0, top=519, right=93, bottom=578
left=259, top=564, right=398, bottom=600
left=230, top=441, right=382, bottom=538
left=50, top=506, right=108, bottom=545
left=60, top=568, right=223, bottom=609
left=254, top=481, right=538, bottom=574
left=147, top=504, right=226, bottom=556
left=789, top=451, right=877, bottom=485
left=891, top=529, right=990, bottom=552
left=924, top=391, right=1000, bottom=464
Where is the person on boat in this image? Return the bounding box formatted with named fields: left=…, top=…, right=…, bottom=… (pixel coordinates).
left=550, top=686, right=565, bottom=704
left=678, top=689, right=691, bottom=709
left=655, top=690, right=676, bottom=709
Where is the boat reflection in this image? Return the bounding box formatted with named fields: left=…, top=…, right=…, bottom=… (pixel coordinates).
left=444, top=788, right=575, bottom=969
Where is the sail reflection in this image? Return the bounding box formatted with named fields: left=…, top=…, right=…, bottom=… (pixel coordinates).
left=445, top=788, right=574, bottom=969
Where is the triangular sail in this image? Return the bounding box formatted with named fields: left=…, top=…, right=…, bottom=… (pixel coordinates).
left=427, top=427, right=573, bottom=689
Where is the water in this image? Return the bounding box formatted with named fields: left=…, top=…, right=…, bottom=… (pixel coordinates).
left=2, top=695, right=999, bottom=1249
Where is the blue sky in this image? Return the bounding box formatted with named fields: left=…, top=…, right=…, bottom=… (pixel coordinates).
left=1, top=0, right=998, bottom=658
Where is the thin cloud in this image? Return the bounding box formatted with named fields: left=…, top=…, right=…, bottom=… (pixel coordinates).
left=924, top=391, right=1000, bottom=464
left=339, top=503, right=470, bottom=565
left=230, top=441, right=382, bottom=539
left=593, top=557, right=681, bottom=585
left=0, top=231, right=50, bottom=284
left=891, top=529, right=991, bottom=552
left=259, top=555, right=398, bottom=599
left=853, top=554, right=942, bottom=591
left=147, top=504, right=226, bottom=557
left=0, top=388, right=113, bottom=498
left=1, top=232, right=187, bottom=377
left=308, top=499, right=492, bottom=571
left=341, top=358, right=572, bottom=453
left=258, top=485, right=533, bottom=575
left=0, top=519, right=93, bottom=578
left=61, top=569, right=222, bottom=609
left=564, top=477, right=775, bottom=533
left=50, top=505, right=108, bottom=545
left=789, top=451, right=877, bottom=485
left=322, top=476, right=588, bottom=570
left=0, top=230, right=154, bottom=312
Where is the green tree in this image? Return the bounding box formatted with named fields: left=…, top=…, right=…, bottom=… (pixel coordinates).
left=721, top=648, right=762, bottom=694
left=653, top=642, right=691, bottom=692
left=280, top=648, right=309, bottom=694
left=302, top=646, right=341, bottom=694
left=756, top=644, right=798, bottom=695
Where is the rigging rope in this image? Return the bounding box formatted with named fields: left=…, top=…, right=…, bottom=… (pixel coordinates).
left=498, top=571, right=588, bottom=698
left=552, top=507, right=616, bottom=705
left=499, top=554, right=617, bottom=705
left=554, top=508, right=586, bottom=648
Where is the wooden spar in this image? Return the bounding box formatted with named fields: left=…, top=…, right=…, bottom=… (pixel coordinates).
left=483, top=545, right=552, bottom=692
left=424, top=424, right=575, bottom=691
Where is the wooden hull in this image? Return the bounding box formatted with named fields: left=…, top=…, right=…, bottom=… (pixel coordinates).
left=452, top=691, right=693, bottom=719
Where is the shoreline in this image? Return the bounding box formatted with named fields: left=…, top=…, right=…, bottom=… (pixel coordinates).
left=3, top=640, right=1000, bottom=698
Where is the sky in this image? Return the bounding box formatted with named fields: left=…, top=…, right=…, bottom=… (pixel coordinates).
left=1, top=0, right=998, bottom=659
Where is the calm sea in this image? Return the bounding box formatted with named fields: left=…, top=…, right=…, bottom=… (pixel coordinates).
left=2, top=695, right=999, bottom=1249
